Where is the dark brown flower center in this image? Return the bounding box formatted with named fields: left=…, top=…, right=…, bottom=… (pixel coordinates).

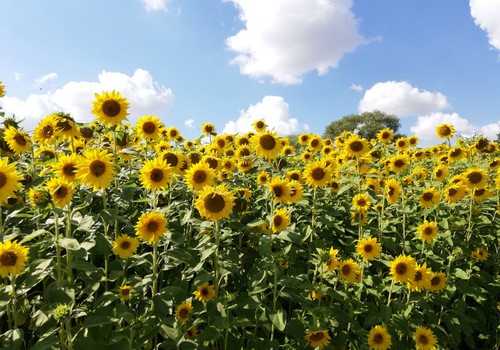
left=342, top=264, right=352, bottom=276
left=193, top=170, right=207, bottom=184
left=147, top=220, right=159, bottom=232
left=388, top=187, right=395, bottom=196
left=422, top=192, right=434, bottom=201
left=239, top=148, right=250, bottom=157
left=448, top=188, right=458, bottom=196
left=0, top=252, right=17, bottom=266
left=0, top=172, right=7, bottom=188
left=395, top=263, right=407, bottom=275
left=467, top=172, right=482, bottom=184
left=164, top=153, right=179, bottom=167
left=55, top=186, right=68, bottom=198
left=431, top=276, right=440, bottom=286
left=419, top=335, right=429, bottom=345
left=311, top=139, right=320, bottom=148
left=13, top=133, right=27, bottom=146
left=63, top=164, right=77, bottom=177
left=423, top=227, right=433, bottom=236
left=311, top=167, right=325, bottom=181
left=273, top=215, right=283, bottom=227
left=259, top=135, right=276, bottom=150
left=204, top=194, right=225, bottom=213
left=273, top=186, right=284, bottom=197
left=120, top=240, right=131, bottom=250
left=179, top=308, right=189, bottom=319
left=414, top=271, right=423, bottom=282
left=40, top=150, right=55, bottom=159
left=142, top=122, right=156, bottom=135
left=309, top=332, right=325, bottom=342
left=43, top=125, right=54, bottom=137
left=394, top=159, right=405, bottom=168
left=363, top=244, right=373, bottom=253
left=357, top=198, right=366, bottom=207
left=349, top=141, right=363, bottom=152
left=102, top=100, right=121, bottom=117
left=90, top=160, right=106, bottom=177
left=200, top=287, right=209, bottom=296
left=150, top=169, right=164, bottom=182
left=440, top=126, right=451, bottom=136
left=382, top=132, right=390, bottom=139
left=121, top=288, right=130, bottom=297
left=217, top=139, right=225, bottom=148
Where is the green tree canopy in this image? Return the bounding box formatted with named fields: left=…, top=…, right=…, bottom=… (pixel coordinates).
left=323, top=110, right=402, bottom=141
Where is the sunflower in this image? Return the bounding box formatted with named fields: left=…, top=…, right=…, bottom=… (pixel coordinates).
left=136, top=115, right=163, bottom=140
left=301, top=151, right=313, bottom=163
left=212, top=135, right=228, bottom=154
left=76, top=149, right=115, bottom=191
left=163, top=151, right=187, bottom=174
left=408, top=135, right=419, bottom=147
left=463, top=167, right=488, bottom=189
left=416, top=220, right=438, bottom=243
left=367, top=324, right=392, bottom=350
left=414, top=326, right=438, bottom=350
left=0, top=80, right=5, bottom=97
left=390, top=254, right=417, bottom=283
left=35, top=146, right=56, bottom=160
left=412, top=167, right=428, bottom=182
left=271, top=208, right=290, bottom=233
left=268, top=177, right=291, bottom=204
left=433, top=165, right=448, bottom=181
left=304, top=330, right=331, bottom=349
left=390, top=154, right=410, bottom=173
left=321, top=145, right=333, bottom=156
left=435, top=123, right=454, bottom=139
left=28, top=187, right=50, bottom=207
left=3, top=127, right=31, bottom=154
left=287, top=180, right=304, bottom=203
left=237, top=158, right=253, bottom=172
left=428, top=272, right=447, bottom=292
left=195, top=184, right=235, bottom=221
left=0, top=158, right=22, bottom=204
left=256, top=171, right=270, bottom=185
left=339, top=259, right=361, bottom=283
left=282, top=145, right=295, bottom=156
left=0, top=240, right=29, bottom=278
left=53, top=153, right=79, bottom=182
left=175, top=301, right=193, bottom=324
left=72, top=139, right=86, bottom=155
left=304, top=160, right=331, bottom=187
left=325, top=248, right=340, bottom=272
left=251, top=131, right=282, bottom=160
left=113, top=235, right=140, bottom=259
left=447, top=147, right=465, bottom=162
left=33, top=116, right=58, bottom=145
left=135, top=211, right=167, bottom=244
left=395, top=137, right=408, bottom=151
left=298, top=133, right=311, bottom=145
left=184, top=162, right=215, bottom=192
left=407, top=263, right=432, bottom=292
left=201, top=122, right=216, bottom=136
left=139, top=157, right=172, bottom=191
left=286, top=170, right=302, bottom=182
left=119, top=285, right=133, bottom=300
left=92, top=90, right=129, bottom=126
left=45, top=177, right=75, bottom=208
left=377, top=129, right=394, bottom=144
left=356, top=237, right=381, bottom=261
left=252, top=119, right=267, bottom=132
left=193, top=282, right=216, bottom=302
left=344, top=134, right=370, bottom=157
left=419, top=187, right=440, bottom=208
left=385, top=178, right=401, bottom=204
left=471, top=247, right=489, bottom=262
left=184, top=326, right=198, bottom=340
left=351, top=210, right=368, bottom=225
left=444, top=184, right=466, bottom=203
left=352, top=193, right=371, bottom=211
left=473, top=187, right=492, bottom=202
left=308, top=135, right=323, bottom=151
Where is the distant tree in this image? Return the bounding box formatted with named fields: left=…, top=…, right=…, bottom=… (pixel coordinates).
left=284, top=134, right=301, bottom=149
left=497, top=132, right=500, bottom=143
left=323, top=110, right=402, bottom=141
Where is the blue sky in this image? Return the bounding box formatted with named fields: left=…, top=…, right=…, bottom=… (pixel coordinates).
left=1, top=0, right=499, bottom=146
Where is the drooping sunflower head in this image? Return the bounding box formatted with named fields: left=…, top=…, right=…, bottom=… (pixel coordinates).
left=304, top=160, right=331, bottom=187
left=416, top=220, right=438, bottom=243
left=140, top=157, right=172, bottom=191
left=435, top=123, right=454, bottom=139
left=45, top=177, right=75, bottom=208
left=304, top=330, right=331, bottom=350
left=377, top=128, right=394, bottom=144
left=3, top=127, right=31, bottom=155
left=339, top=258, right=361, bottom=283
left=135, top=211, right=167, bottom=244
left=325, top=247, right=340, bottom=272
left=367, top=324, right=392, bottom=350
left=271, top=208, right=290, bottom=233
left=414, top=326, right=438, bottom=350
left=0, top=240, right=29, bottom=278
left=390, top=254, right=417, bottom=283
left=195, top=184, right=235, bottom=221
left=75, top=149, right=115, bottom=191
left=113, top=235, right=139, bottom=259
left=175, top=301, right=193, bottom=324
left=92, top=90, right=129, bottom=127
left=28, top=187, right=50, bottom=207
left=251, top=131, right=282, bottom=160
left=184, top=162, right=215, bottom=191
left=193, top=282, right=216, bottom=302
left=0, top=157, right=22, bottom=204
left=136, top=115, right=163, bottom=140
left=356, top=237, right=381, bottom=261
left=419, top=187, right=440, bottom=208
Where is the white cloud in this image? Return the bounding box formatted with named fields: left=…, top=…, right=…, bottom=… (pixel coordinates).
left=358, top=81, right=449, bottom=117
left=410, top=112, right=500, bottom=145
left=349, top=83, right=363, bottom=92
left=184, top=119, right=195, bottom=128
left=225, top=0, right=366, bottom=84
left=470, top=0, right=500, bottom=51
left=0, top=69, right=174, bottom=132
left=141, top=0, right=169, bottom=12
left=223, top=95, right=307, bottom=136
left=34, top=72, right=58, bottom=86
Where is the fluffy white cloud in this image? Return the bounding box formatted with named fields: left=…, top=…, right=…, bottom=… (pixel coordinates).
left=0, top=69, right=174, bottom=131
left=141, top=0, right=169, bottom=12
left=470, top=0, right=500, bottom=51
left=359, top=81, right=449, bottom=117
left=184, top=119, right=195, bottom=128
left=34, top=73, right=58, bottom=86
left=223, top=95, right=307, bottom=135
left=225, top=0, right=366, bottom=84
left=410, top=112, right=500, bottom=144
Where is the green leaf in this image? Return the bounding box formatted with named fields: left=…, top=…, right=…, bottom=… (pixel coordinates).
left=83, top=316, right=119, bottom=328
left=197, top=326, right=222, bottom=342
left=20, top=229, right=50, bottom=244
left=30, top=335, right=59, bottom=350
left=454, top=268, right=470, bottom=280
left=58, top=238, right=80, bottom=251
left=269, top=309, right=287, bottom=331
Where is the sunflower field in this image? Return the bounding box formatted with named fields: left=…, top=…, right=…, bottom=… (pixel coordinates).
left=0, top=86, right=499, bottom=350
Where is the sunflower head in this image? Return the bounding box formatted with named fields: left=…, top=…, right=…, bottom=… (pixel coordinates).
left=136, top=115, right=163, bottom=140
left=436, top=123, right=454, bottom=139
left=463, top=167, right=488, bottom=189
left=45, top=177, right=75, bottom=208
left=193, top=282, right=216, bottom=302
left=368, top=324, right=392, bottom=350
left=252, top=119, right=267, bottom=132
left=356, top=237, right=381, bottom=261
left=471, top=247, right=489, bottom=262
left=416, top=220, right=438, bottom=243
left=352, top=193, right=371, bottom=211
left=251, top=131, right=282, bottom=160
left=271, top=208, right=290, bottom=233
left=339, top=258, right=361, bottom=283
left=135, top=211, right=167, bottom=244
left=305, top=330, right=331, bottom=350
left=377, top=129, right=394, bottom=144
left=175, top=301, right=193, bottom=324
left=119, top=285, right=133, bottom=300
left=201, top=122, right=216, bottom=136
left=92, top=90, right=129, bottom=127
left=414, top=326, right=438, bottom=350
left=419, top=187, right=440, bottom=208
left=390, top=254, right=417, bottom=283
left=304, top=160, right=331, bottom=187
left=113, top=235, right=140, bottom=259
left=0, top=240, right=29, bottom=278
left=140, top=157, right=172, bottom=191
left=0, top=157, right=22, bottom=204
left=3, top=127, right=31, bottom=155
left=344, top=134, right=370, bottom=157
left=195, top=184, right=235, bottom=221
left=76, top=149, right=115, bottom=191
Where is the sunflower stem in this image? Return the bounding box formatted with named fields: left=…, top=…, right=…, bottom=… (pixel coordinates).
left=386, top=280, right=394, bottom=306
left=152, top=243, right=158, bottom=300
left=271, top=246, right=278, bottom=341
left=54, top=209, right=63, bottom=289
left=214, top=220, right=221, bottom=297
left=10, top=275, right=17, bottom=330
left=0, top=204, right=3, bottom=241
left=466, top=189, right=474, bottom=242
left=65, top=208, right=73, bottom=284
left=65, top=318, right=73, bottom=350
